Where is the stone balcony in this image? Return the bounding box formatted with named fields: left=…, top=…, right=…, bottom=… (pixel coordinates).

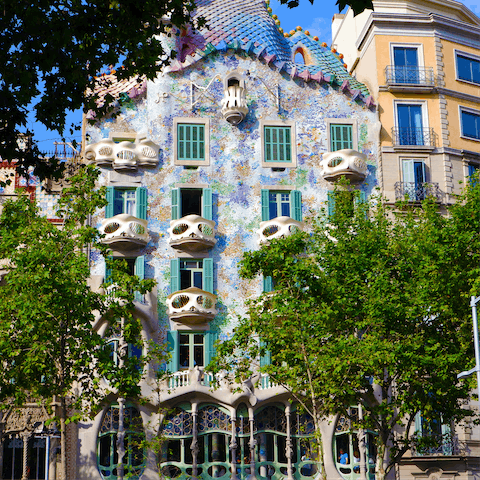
left=221, top=85, right=248, bottom=125
left=167, top=287, right=217, bottom=324
left=85, top=135, right=159, bottom=170
left=168, top=214, right=216, bottom=251
left=257, top=216, right=304, bottom=245
left=100, top=214, right=148, bottom=250
left=320, top=149, right=368, bottom=183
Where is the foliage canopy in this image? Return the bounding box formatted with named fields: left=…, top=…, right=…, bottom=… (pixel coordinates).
left=211, top=180, right=480, bottom=479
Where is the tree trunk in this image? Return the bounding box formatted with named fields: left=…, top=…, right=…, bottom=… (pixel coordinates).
left=60, top=395, right=67, bottom=480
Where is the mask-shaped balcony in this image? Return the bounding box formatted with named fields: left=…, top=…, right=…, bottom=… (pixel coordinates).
left=320, top=149, right=368, bottom=183
left=167, top=287, right=217, bottom=324
left=100, top=214, right=148, bottom=250
left=85, top=135, right=159, bottom=170
left=221, top=85, right=248, bottom=125
left=257, top=216, right=304, bottom=245
left=168, top=215, right=216, bottom=252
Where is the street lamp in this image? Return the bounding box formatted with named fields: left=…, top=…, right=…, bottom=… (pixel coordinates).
left=457, top=295, right=480, bottom=410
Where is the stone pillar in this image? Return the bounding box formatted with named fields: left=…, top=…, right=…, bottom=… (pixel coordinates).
left=358, top=405, right=367, bottom=480
left=191, top=403, right=199, bottom=478
left=117, top=398, right=126, bottom=480
left=285, top=405, right=294, bottom=480
left=248, top=407, right=257, bottom=480
left=258, top=433, right=267, bottom=477
left=230, top=411, right=238, bottom=480
left=21, top=432, right=30, bottom=480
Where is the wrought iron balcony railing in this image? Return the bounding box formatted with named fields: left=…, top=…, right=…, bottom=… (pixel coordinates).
left=385, top=65, right=435, bottom=86
left=411, top=434, right=467, bottom=457
left=394, top=182, right=443, bottom=202
left=391, top=127, right=436, bottom=147
left=257, top=216, right=304, bottom=245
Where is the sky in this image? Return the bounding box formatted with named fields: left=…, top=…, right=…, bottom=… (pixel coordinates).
left=28, top=0, right=480, bottom=155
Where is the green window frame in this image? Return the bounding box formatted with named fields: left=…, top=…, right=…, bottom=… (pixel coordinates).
left=261, top=190, right=302, bottom=222
left=170, top=258, right=213, bottom=294
left=264, top=126, right=292, bottom=163
left=105, top=256, right=145, bottom=302
left=330, top=124, right=353, bottom=151
left=327, top=191, right=366, bottom=218
left=171, top=187, right=213, bottom=220
left=97, top=404, right=145, bottom=480
left=177, top=123, right=205, bottom=161
left=105, top=186, right=147, bottom=219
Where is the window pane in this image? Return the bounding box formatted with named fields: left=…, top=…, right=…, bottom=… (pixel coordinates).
left=99, top=435, right=112, bottom=467
left=462, top=111, right=480, bottom=139
left=194, top=345, right=204, bottom=366
left=458, top=54, right=480, bottom=84
left=193, top=271, right=203, bottom=289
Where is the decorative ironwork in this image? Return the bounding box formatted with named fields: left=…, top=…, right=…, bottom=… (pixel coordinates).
left=291, top=412, right=315, bottom=436
left=198, top=406, right=231, bottom=433
left=394, top=182, right=443, bottom=202
left=391, top=127, right=436, bottom=147
left=255, top=406, right=287, bottom=433
left=411, top=433, right=467, bottom=456
left=385, top=65, right=435, bottom=86
left=163, top=408, right=194, bottom=437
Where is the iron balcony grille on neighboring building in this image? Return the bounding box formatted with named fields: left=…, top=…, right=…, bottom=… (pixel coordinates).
left=394, top=182, right=442, bottom=202
left=411, top=433, right=467, bottom=457
left=385, top=66, right=435, bottom=86
left=391, top=127, right=436, bottom=147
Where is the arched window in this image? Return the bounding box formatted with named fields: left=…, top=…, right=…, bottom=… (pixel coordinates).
left=97, top=404, right=145, bottom=480
left=334, top=407, right=376, bottom=480
left=294, top=49, right=305, bottom=65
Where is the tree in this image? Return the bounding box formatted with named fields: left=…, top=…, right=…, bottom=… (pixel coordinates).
left=211, top=179, right=480, bottom=480
left=1, top=0, right=372, bottom=180
left=0, top=165, right=154, bottom=479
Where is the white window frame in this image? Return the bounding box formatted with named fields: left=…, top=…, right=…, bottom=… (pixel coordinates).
left=459, top=106, right=480, bottom=142
left=326, top=118, right=358, bottom=152
left=389, top=43, right=425, bottom=68
left=454, top=49, right=480, bottom=86
left=260, top=119, right=297, bottom=168
left=173, top=117, right=210, bottom=166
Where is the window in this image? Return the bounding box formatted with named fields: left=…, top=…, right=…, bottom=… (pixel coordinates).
left=395, top=103, right=429, bottom=146
left=97, top=404, right=145, bottom=480
left=392, top=46, right=419, bottom=84
left=171, top=187, right=213, bottom=220
left=402, top=159, right=426, bottom=201
left=105, top=256, right=145, bottom=302
left=260, top=121, right=297, bottom=168
left=174, top=118, right=210, bottom=166
left=334, top=407, right=376, bottom=480
left=105, top=186, right=147, bottom=219
left=327, top=191, right=366, bottom=218
left=456, top=52, right=480, bottom=85
left=414, top=412, right=453, bottom=456
left=468, top=164, right=479, bottom=185
left=460, top=108, right=480, bottom=141
left=2, top=436, right=47, bottom=480
left=261, top=190, right=302, bottom=221
left=170, top=258, right=213, bottom=293
left=166, top=331, right=218, bottom=372
left=327, top=119, right=357, bottom=152
left=107, top=338, right=143, bottom=367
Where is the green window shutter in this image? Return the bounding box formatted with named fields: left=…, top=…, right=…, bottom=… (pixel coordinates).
left=203, top=258, right=214, bottom=293
left=261, top=189, right=270, bottom=221
left=170, top=259, right=180, bottom=293
left=414, top=412, right=422, bottom=434
left=264, top=126, right=291, bottom=162
left=263, top=276, right=274, bottom=293
left=105, top=187, right=115, bottom=218
left=171, top=188, right=180, bottom=220
left=134, top=256, right=145, bottom=302
left=135, top=187, right=147, bottom=220
left=105, top=256, right=113, bottom=284
left=178, top=124, right=205, bottom=161
left=327, top=191, right=336, bottom=218
left=330, top=124, right=353, bottom=151
left=205, top=331, right=219, bottom=365
left=291, top=190, right=302, bottom=221
left=259, top=340, right=272, bottom=367
left=202, top=188, right=213, bottom=220
left=166, top=331, right=179, bottom=373
left=441, top=421, right=452, bottom=455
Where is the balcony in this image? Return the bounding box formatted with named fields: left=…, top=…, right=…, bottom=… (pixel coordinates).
left=167, top=287, right=217, bottom=324
left=257, top=216, right=304, bottom=245
left=394, top=182, right=443, bottom=202
left=391, top=128, right=436, bottom=148
left=411, top=434, right=466, bottom=457
left=168, top=215, right=216, bottom=251
left=385, top=65, right=435, bottom=87
left=320, top=149, right=368, bottom=183
left=100, top=214, right=148, bottom=250
left=221, top=85, right=248, bottom=125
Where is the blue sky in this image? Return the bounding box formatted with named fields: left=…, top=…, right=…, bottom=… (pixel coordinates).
left=29, top=0, right=480, bottom=155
